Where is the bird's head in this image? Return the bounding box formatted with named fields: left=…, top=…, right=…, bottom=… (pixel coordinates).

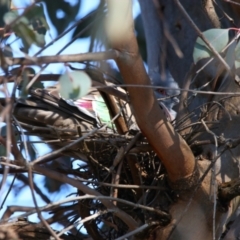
left=150, top=71, right=180, bottom=121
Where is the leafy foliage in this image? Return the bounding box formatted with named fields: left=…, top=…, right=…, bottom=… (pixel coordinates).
left=0, top=0, right=11, bottom=28
left=4, top=9, right=46, bottom=51
left=193, top=28, right=229, bottom=63
left=59, top=71, right=92, bottom=100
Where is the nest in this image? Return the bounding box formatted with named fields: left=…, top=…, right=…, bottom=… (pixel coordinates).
left=11, top=86, right=174, bottom=239
left=10, top=78, right=240, bottom=239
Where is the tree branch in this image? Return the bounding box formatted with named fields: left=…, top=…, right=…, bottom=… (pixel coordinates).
left=107, top=0, right=196, bottom=183
left=218, top=178, right=240, bottom=210
left=5, top=51, right=118, bottom=65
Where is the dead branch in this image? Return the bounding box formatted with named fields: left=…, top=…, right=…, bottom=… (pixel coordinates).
left=218, top=178, right=240, bottom=210
left=0, top=220, right=85, bottom=240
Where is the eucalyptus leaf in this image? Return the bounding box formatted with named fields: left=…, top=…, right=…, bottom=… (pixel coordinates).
left=0, top=0, right=10, bottom=27
left=235, top=41, right=240, bottom=61
left=225, top=40, right=237, bottom=70
left=193, top=28, right=229, bottom=64
left=14, top=22, right=38, bottom=51
left=3, top=10, right=19, bottom=25
left=59, top=71, right=92, bottom=100
left=0, top=145, right=6, bottom=156
left=1, top=125, right=20, bottom=142
left=235, top=60, right=240, bottom=69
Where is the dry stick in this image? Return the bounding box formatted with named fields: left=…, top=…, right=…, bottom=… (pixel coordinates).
left=106, top=84, right=240, bottom=96
left=106, top=132, right=142, bottom=178
left=7, top=50, right=118, bottom=66
left=0, top=175, right=16, bottom=210
left=31, top=166, right=139, bottom=230
left=25, top=12, right=100, bottom=91
left=192, top=33, right=240, bottom=82
left=77, top=179, right=164, bottom=190
left=0, top=160, right=25, bottom=169
left=1, top=195, right=170, bottom=226
left=202, top=0, right=221, bottom=27
left=2, top=206, right=36, bottom=220
left=111, top=159, right=123, bottom=205
left=153, top=0, right=183, bottom=58
left=173, top=0, right=230, bottom=72
left=28, top=167, right=61, bottom=240
left=27, top=117, right=138, bottom=229
left=201, top=119, right=218, bottom=240
left=0, top=99, right=12, bottom=196
left=115, top=222, right=160, bottom=240
left=213, top=0, right=235, bottom=26
left=29, top=101, right=126, bottom=166
left=127, top=154, right=144, bottom=200
left=0, top=76, right=129, bottom=102
left=57, top=209, right=113, bottom=237
left=0, top=120, right=57, bottom=240
left=34, top=9, right=100, bottom=57
left=30, top=127, right=101, bottom=165
left=110, top=147, right=125, bottom=202
left=224, top=0, right=240, bottom=6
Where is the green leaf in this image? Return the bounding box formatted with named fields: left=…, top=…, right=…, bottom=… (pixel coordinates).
left=1, top=125, right=20, bottom=141
left=59, top=71, right=92, bottom=100
left=34, top=32, right=46, bottom=47
left=4, top=11, right=46, bottom=51
left=193, top=29, right=229, bottom=64
left=25, top=4, right=49, bottom=35
left=225, top=40, right=237, bottom=69
left=0, top=145, right=6, bottom=156
left=0, top=0, right=11, bottom=28
left=234, top=41, right=240, bottom=69
left=3, top=11, right=20, bottom=25
left=235, top=41, right=240, bottom=61
left=93, top=96, right=111, bottom=124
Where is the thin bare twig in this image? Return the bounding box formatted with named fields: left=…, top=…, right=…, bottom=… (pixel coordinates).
left=173, top=0, right=230, bottom=72
left=201, top=119, right=218, bottom=240
left=28, top=167, right=60, bottom=240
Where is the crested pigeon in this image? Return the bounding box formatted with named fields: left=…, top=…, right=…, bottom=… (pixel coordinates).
left=13, top=71, right=180, bottom=158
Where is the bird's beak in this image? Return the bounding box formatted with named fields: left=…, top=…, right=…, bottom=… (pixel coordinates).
left=159, top=102, right=177, bottom=122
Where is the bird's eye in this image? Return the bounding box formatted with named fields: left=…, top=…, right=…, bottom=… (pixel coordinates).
left=157, top=88, right=166, bottom=95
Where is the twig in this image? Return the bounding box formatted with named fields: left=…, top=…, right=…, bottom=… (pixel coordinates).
left=57, top=209, right=112, bottom=237
left=25, top=13, right=101, bottom=91
left=6, top=50, right=119, bottom=66
left=1, top=194, right=170, bottom=224
left=111, top=159, right=123, bottom=205
left=173, top=0, right=230, bottom=72
left=201, top=119, right=218, bottom=240
left=224, top=0, right=240, bottom=6
left=28, top=167, right=61, bottom=240
left=0, top=175, right=16, bottom=210
left=31, top=165, right=139, bottom=230
left=153, top=0, right=183, bottom=58
left=115, top=222, right=160, bottom=240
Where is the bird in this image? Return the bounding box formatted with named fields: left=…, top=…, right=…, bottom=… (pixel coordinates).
left=13, top=70, right=180, bottom=158
left=150, top=69, right=180, bottom=121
